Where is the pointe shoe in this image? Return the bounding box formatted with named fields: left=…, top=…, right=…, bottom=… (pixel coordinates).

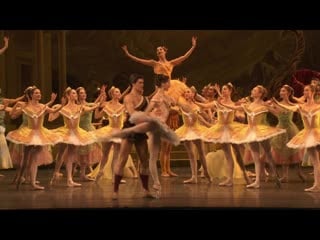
left=183, top=177, right=197, bottom=184
left=16, top=176, right=25, bottom=190
left=152, top=183, right=161, bottom=191
left=161, top=172, right=170, bottom=177
left=168, top=171, right=178, bottom=177
left=32, top=184, right=45, bottom=190
left=67, top=180, right=82, bottom=187
left=218, top=178, right=233, bottom=187
left=49, top=173, right=60, bottom=186
left=304, top=185, right=320, bottom=192
left=244, top=174, right=253, bottom=185
left=246, top=181, right=260, bottom=189
left=204, top=173, right=212, bottom=183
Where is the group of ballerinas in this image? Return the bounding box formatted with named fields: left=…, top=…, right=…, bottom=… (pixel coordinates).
left=1, top=34, right=320, bottom=200
left=0, top=83, right=141, bottom=190
left=115, top=35, right=320, bottom=195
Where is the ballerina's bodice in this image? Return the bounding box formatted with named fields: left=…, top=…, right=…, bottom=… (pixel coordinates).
left=243, top=105, right=268, bottom=126
left=215, top=101, right=235, bottom=125
left=180, top=107, right=201, bottom=127
left=103, top=106, right=125, bottom=129
left=299, top=106, right=320, bottom=129
left=277, top=110, right=295, bottom=127
left=154, top=62, right=173, bottom=79
left=23, top=106, right=47, bottom=130
left=79, top=103, right=95, bottom=131
left=60, top=107, right=82, bottom=130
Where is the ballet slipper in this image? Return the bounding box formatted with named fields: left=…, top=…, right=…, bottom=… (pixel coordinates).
left=218, top=178, right=233, bottom=187
left=183, top=176, right=197, bottom=184
left=67, top=180, right=82, bottom=187
left=246, top=181, right=260, bottom=189
left=32, top=184, right=45, bottom=190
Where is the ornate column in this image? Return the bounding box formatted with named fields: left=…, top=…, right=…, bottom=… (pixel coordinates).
left=57, top=30, right=67, bottom=95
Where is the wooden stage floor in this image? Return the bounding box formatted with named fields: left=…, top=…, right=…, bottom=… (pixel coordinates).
left=0, top=167, right=320, bottom=210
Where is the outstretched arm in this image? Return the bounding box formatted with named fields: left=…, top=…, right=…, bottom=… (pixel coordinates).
left=122, top=45, right=155, bottom=67
left=170, top=36, right=196, bottom=66
left=218, top=100, right=243, bottom=111
left=2, top=92, right=25, bottom=106
left=45, top=93, right=57, bottom=107
left=271, top=97, right=299, bottom=112
left=0, top=37, right=9, bottom=55
left=119, top=85, right=131, bottom=102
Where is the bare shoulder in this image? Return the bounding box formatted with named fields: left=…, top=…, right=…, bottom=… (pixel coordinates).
left=123, top=94, right=132, bottom=103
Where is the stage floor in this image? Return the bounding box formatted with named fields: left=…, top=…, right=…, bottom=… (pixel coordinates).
left=0, top=167, right=320, bottom=209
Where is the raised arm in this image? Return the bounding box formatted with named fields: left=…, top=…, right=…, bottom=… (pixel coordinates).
left=262, top=99, right=282, bottom=116
left=218, top=100, right=243, bottom=111
left=9, top=101, right=25, bottom=119
left=0, top=37, right=9, bottom=55
left=46, top=104, right=64, bottom=114
left=119, top=85, right=131, bottom=102
left=194, top=101, right=215, bottom=109
left=122, top=45, right=156, bottom=67
left=45, top=93, right=57, bottom=107
left=94, top=101, right=107, bottom=119
left=82, top=103, right=99, bottom=113
left=3, top=94, right=25, bottom=106
left=271, top=97, right=299, bottom=112
left=170, top=36, right=196, bottom=66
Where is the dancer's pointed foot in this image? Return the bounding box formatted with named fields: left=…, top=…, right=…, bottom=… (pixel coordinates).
left=67, top=180, right=82, bottom=187
left=152, top=183, right=161, bottom=191
left=49, top=173, right=60, bottom=186
left=32, top=184, right=45, bottom=190
left=16, top=177, right=25, bottom=190
left=168, top=171, right=178, bottom=177
left=183, top=177, right=197, bottom=184
left=204, top=173, right=212, bottom=183
left=246, top=181, right=260, bottom=189
left=218, top=178, right=233, bottom=187
left=161, top=172, right=170, bottom=177
left=244, top=174, right=253, bottom=185
left=304, top=185, right=320, bottom=192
